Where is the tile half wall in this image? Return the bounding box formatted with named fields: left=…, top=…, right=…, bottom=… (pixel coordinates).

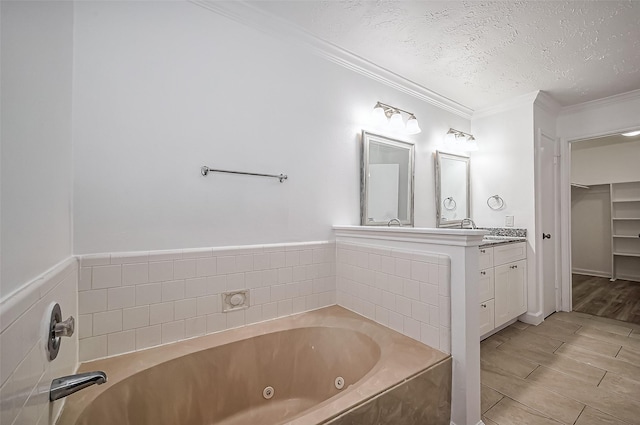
left=0, top=258, right=78, bottom=425
left=336, top=242, right=451, bottom=354
left=78, top=242, right=336, bottom=362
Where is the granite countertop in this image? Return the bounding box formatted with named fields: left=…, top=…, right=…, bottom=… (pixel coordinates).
left=479, top=235, right=527, bottom=248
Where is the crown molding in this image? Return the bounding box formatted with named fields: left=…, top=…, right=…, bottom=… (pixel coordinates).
left=560, top=88, right=640, bottom=116
left=190, top=0, right=473, bottom=120
left=533, top=91, right=562, bottom=116
left=471, top=91, right=540, bottom=120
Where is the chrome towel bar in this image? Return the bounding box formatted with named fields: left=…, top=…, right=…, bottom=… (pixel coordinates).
left=201, top=166, right=288, bottom=183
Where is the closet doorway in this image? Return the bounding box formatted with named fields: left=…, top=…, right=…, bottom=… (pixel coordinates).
left=570, top=133, right=640, bottom=324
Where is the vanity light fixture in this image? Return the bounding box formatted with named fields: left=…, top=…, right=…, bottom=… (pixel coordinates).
left=622, top=130, right=640, bottom=137
left=371, top=102, right=422, bottom=135
left=443, top=128, right=478, bottom=152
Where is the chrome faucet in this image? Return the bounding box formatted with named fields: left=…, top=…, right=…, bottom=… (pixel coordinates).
left=387, top=218, right=402, bottom=227
left=461, top=218, right=477, bottom=229
left=50, top=371, right=107, bottom=401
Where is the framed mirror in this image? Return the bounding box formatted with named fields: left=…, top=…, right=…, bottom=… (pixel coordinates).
left=435, top=151, right=470, bottom=228
left=361, top=131, right=414, bottom=226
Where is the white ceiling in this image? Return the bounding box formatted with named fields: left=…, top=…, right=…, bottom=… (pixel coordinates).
left=572, top=132, right=640, bottom=150
left=248, top=1, right=640, bottom=110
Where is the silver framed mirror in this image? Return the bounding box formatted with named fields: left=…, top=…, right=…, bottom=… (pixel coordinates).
left=361, top=131, right=415, bottom=226
left=435, top=150, right=470, bottom=228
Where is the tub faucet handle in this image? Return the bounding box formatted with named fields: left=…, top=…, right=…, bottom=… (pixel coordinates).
left=54, top=316, right=75, bottom=338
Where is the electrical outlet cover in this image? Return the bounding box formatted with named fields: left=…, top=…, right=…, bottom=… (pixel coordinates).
left=505, top=216, right=514, bottom=227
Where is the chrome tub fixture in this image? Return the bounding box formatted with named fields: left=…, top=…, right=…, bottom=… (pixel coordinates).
left=50, top=371, right=107, bottom=402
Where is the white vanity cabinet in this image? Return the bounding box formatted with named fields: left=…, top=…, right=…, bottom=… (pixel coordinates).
left=479, top=242, right=527, bottom=337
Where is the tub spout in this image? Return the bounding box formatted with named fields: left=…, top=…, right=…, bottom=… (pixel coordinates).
left=50, top=371, right=107, bottom=402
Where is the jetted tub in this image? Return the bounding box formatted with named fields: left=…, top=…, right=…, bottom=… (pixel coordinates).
left=58, top=306, right=451, bottom=425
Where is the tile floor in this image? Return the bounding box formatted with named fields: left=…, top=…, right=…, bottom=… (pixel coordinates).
left=480, top=311, right=640, bottom=425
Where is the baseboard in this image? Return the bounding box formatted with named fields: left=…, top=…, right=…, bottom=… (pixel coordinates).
left=481, top=318, right=518, bottom=340
left=518, top=310, right=544, bottom=325
left=450, top=420, right=485, bottom=425
left=572, top=268, right=611, bottom=278
left=616, top=273, right=640, bottom=283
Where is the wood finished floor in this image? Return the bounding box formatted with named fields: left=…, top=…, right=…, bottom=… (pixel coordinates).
left=572, top=274, right=640, bottom=325
left=480, top=311, right=640, bottom=425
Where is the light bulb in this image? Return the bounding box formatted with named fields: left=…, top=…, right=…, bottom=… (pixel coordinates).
left=371, top=104, right=387, bottom=126
left=405, top=115, right=421, bottom=134
left=389, top=111, right=404, bottom=130
left=464, top=137, right=479, bottom=152
left=444, top=132, right=457, bottom=146
left=622, top=130, right=640, bottom=137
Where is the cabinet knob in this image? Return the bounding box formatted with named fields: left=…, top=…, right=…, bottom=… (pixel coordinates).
left=480, top=271, right=486, bottom=275
left=480, top=249, right=486, bottom=253
left=542, top=233, right=551, bottom=240
left=481, top=304, right=487, bottom=308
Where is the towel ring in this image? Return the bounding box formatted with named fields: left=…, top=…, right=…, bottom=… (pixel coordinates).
left=487, top=195, right=505, bottom=210
left=443, top=197, right=456, bottom=210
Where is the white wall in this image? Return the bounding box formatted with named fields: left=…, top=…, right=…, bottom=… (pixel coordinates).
left=470, top=99, right=539, bottom=319
left=572, top=140, right=640, bottom=185
left=571, top=185, right=611, bottom=277
left=72, top=1, right=469, bottom=255
left=1, top=3, right=76, bottom=424
left=470, top=103, right=535, bottom=231
left=0, top=0, right=74, bottom=298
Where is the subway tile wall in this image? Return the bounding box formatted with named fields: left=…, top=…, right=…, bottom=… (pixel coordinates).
left=0, top=258, right=78, bottom=425
left=336, top=242, right=451, bottom=354
left=78, top=242, right=336, bottom=361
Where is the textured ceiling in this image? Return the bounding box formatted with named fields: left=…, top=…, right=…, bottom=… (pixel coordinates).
left=248, top=1, right=640, bottom=110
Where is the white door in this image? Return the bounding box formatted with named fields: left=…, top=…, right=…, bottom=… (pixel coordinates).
left=538, top=131, right=559, bottom=317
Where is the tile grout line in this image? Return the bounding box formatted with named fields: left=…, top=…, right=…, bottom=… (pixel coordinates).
left=596, top=370, right=607, bottom=388
left=572, top=405, right=586, bottom=425
left=523, top=364, right=540, bottom=380
left=614, top=345, right=623, bottom=358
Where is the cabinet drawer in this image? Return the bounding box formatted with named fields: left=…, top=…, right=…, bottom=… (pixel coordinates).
left=478, top=247, right=494, bottom=270
left=479, top=268, right=495, bottom=303
left=480, top=299, right=495, bottom=336
left=493, top=242, right=526, bottom=266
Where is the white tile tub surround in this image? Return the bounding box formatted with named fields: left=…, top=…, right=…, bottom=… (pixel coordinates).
left=333, top=225, right=485, bottom=425
left=0, top=258, right=79, bottom=425
left=78, top=241, right=336, bottom=362
left=336, top=242, right=451, bottom=354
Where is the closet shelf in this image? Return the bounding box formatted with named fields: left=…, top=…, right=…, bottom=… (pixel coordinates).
left=609, top=181, right=640, bottom=281
left=612, top=198, right=640, bottom=203
left=613, top=252, right=640, bottom=258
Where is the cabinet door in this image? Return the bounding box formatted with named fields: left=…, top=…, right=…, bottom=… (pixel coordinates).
left=479, top=268, right=494, bottom=303
left=478, top=247, right=494, bottom=270
left=508, top=259, right=527, bottom=317
left=494, top=264, right=510, bottom=328
left=479, top=299, right=495, bottom=336
left=493, top=242, right=526, bottom=266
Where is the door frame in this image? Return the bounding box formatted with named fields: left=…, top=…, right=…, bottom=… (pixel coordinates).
left=535, top=129, right=561, bottom=317
left=559, top=125, right=640, bottom=312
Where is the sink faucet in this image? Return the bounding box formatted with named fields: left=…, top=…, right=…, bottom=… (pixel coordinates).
left=387, top=218, right=402, bottom=227
left=50, top=371, right=107, bottom=401
left=461, top=218, right=477, bottom=229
